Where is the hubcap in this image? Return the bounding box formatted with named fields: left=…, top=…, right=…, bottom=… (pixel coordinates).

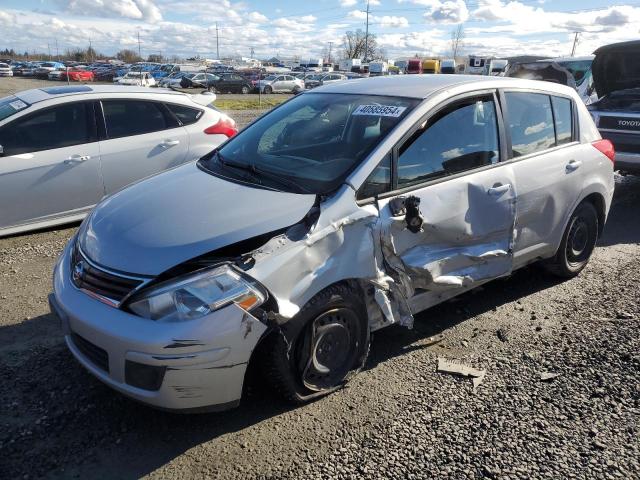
left=299, top=308, right=360, bottom=391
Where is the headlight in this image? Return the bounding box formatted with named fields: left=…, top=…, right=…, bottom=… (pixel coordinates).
left=127, top=264, right=266, bottom=322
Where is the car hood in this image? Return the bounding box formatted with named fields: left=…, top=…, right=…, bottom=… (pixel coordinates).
left=505, top=62, right=576, bottom=88
left=592, top=40, right=640, bottom=98
left=79, top=162, right=316, bottom=276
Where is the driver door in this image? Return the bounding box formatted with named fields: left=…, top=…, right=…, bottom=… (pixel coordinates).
left=372, top=92, right=517, bottom=294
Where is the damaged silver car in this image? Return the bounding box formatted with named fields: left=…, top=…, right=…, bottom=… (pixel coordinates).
left=50, top=75, right=615, bottom=412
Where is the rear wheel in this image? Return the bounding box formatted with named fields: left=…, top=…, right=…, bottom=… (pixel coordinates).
left=265, top=283, right=370, bottom=404
left=241, top=85, right=250, bottom=94
left=544, top=201, right=599, bottom=278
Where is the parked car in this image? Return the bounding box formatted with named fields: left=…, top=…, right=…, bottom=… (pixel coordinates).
left=34, top=62, right=66, bottom=79
left=304, top=73, right=347, bottom=89
left=14, top=62, right=40, bottom=77
left=210, top=73, right=254, bottom=94
left=116, top=71, right=156, bottom=87
left=179, top=73, right=219, bottom=89
left=0, top=63, right=13, bottom=77
left=588, top=40, right=640, bottom=175
left=258, top=74, right=304, bottom=93
left=64, top=68, right=95, bottom=82
left=48, top=75, right=614, bottom=412
left=0, top=85, right=237, bottom=236
left=158, top=72, right=191, bottom=88
left=48, top=68, right=67, bottom=81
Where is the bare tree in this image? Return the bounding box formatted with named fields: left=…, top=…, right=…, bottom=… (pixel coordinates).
left=450, top=24, right=465, bottom=58
left=341, top=29, right=379, bottom=60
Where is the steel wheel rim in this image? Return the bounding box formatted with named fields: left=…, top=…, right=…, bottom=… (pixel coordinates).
left=566, top=216, right=591, bottom=265
left=298, top=308, right=361, bottom=392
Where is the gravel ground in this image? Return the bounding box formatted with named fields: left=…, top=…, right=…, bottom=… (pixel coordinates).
left=0, top=81, right=638, bottom=478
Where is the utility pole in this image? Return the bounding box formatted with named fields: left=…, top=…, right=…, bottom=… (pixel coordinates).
left=137, top=30, right=142, bottom=59
left=55, top=38, right=59, bottom=60
left=250, top=46, right=255, bottom=59
left=364, top=0, right=370, bottom=62
left=571, top=32, right=580, bottom=57
left=328, top=41, right=333, bottom=64
left=47, top=42, right=51, bottom=60
left=88, top=38, right=92, bottom=62
left=216, top=22, right=220, bottom=60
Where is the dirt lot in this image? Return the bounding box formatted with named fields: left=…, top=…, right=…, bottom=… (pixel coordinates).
left=0, top=76, right=639, bottom=479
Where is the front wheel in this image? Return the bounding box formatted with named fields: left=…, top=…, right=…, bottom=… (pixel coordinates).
left=264, top=283, right=370, bottom=404
left=241, top=85, right=250, bottom=94
left=263, top=85, right=272, bottom=94
left=544, top=201, right=599, bottom=278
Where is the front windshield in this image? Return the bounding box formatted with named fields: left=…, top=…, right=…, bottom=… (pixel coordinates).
left=556, top=60, right=592, bottom=86
left=200, top=93, right=419, bottom=194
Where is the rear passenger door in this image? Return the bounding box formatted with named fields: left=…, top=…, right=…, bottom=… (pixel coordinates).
left=370, top=92, right=517, bottom=294
left=97, top=99, right=189, bottom=194
left=501, top=90, right=584, bottom=264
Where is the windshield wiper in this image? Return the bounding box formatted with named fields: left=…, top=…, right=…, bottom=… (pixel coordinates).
left=215, top=151, right=312, bottom=194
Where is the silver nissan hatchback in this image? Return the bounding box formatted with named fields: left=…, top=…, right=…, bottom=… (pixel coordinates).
left=50, top=75, right=615, bottom=412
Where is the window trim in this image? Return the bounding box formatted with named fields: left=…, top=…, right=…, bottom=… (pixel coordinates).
left=164, top=101, right=204, bottom=126
left=0, top=100, right=97, bottom=156
left=98, top=98, right=181, bottom=140
left=498, top=87, right=580, bottom=163
left=357, top=89, right=508, bottom=203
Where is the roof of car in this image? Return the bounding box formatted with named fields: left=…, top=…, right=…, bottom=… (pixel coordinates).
left=14, top=85, right=186, bottom=104
left=312, top=74, right=574, bottom=99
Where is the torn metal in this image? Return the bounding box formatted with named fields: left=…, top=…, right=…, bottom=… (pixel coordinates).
left=437, top=357, right=487, bottom=392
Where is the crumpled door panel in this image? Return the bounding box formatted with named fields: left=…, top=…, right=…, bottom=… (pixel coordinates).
left=378, top=167, right=517, bottom=296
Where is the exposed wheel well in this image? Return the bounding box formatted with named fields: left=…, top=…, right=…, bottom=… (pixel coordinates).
left=581, top=193, right=606, bottom=238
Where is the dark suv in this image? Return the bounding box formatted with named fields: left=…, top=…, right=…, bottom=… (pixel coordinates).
left=588, top=40, right=640, bottom=175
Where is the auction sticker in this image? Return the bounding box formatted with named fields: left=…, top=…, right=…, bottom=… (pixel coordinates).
left=9, top=100, right=27, bottom=110
left=352, top=104, right=406, bottom=117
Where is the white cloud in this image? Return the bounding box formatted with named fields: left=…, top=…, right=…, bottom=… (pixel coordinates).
left=247, top=11, right=268, bottom=23
left=58, top=0, right=162, bottom=23
left=340, top=0, right=358, bottom=6
left=595, top=9, right=629, bottom=27
left=428, top=0, right=469, bottom=24
left=376, top=15, right=409, bottom=28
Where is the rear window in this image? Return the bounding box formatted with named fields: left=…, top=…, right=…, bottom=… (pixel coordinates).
left=0, top=95, right=30, bottom=122
left=165, top=103, right=203, bottom=125
left=102, top=100, right=177, bottom=139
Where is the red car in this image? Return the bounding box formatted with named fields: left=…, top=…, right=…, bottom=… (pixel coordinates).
left=61, top=68, right=94, bottom=82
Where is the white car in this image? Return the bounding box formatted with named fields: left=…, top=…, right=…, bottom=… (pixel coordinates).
left=48, top=68, right=66, bottom=81
left=116, top=71, right=156, bottom=87
left=0, top=85, right=236, bottom=236
left=258, top=74, right=304, bottom=93
left=50, top=75, right=614, bottom=412
left=0, top=62, right=13, bottom=77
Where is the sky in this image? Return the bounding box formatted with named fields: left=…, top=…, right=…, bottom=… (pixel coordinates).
left=1, top=0, right=639, bottom=61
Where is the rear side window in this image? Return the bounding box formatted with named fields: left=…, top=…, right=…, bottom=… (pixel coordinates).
left=397, top=96, right=500, bottom=187
left=165, top=103, right=203, bottom=125
left=504, top=92, right=555, bottom=157
left=551, top=96, right=573, bottom=145
left=0, top=102, right=92, bottom=155
left=102, top=100, right=176, bottom=139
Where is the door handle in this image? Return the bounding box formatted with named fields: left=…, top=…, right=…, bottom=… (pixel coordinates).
left=566, top=159, right=582, bottom=171
left=160, top=139, right=180, bottom=148
left=64, top=154, right=90, bottom=164
left=487, top=183, right=511, bottom=196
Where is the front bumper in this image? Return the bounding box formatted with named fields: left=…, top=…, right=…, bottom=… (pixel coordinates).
left=50, top=241, right=268, bottom=412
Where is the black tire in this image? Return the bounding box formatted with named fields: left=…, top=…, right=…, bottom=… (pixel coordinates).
left=264, top=283, right=370, bottom=404
left=263, top=85, right=272, bottom=94
left=293, top=86, right=302, bottom=94
left=544, top=201, right=599, bottom=278
left=241, top=85, right=250, bottom=94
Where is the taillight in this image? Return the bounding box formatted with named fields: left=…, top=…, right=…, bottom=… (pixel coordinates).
left=204, top=117, right=238, bottom=138
left=592, top=139, right=615, bottom=164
